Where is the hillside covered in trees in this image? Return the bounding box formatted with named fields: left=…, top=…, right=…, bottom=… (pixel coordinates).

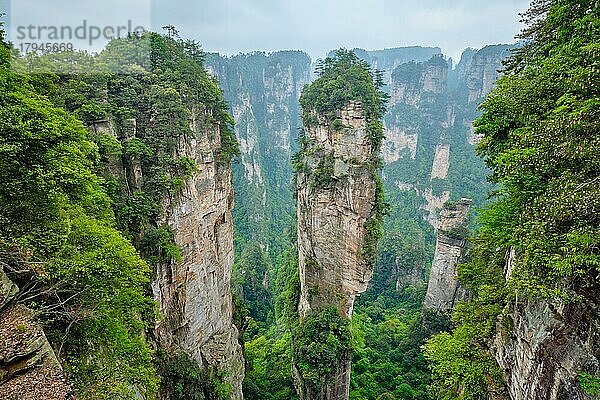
left=1, top=0, right=599, bottom=399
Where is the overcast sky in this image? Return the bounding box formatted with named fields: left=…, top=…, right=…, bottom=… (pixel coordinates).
left=2, top=0, right=531, bottom=62
left=151, top=0, right=531, bottom=61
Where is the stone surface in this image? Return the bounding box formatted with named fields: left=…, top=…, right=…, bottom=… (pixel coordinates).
left=0, top=266, right=74, bottom=400
left=382, top=127, right=418, bottom=163
left=297, top=101, right=377, bottom=319
left=151, top=109, right=244, bottom=399
left=424, top=199, right=472, bottom=311
left=430, top=144, right=450, bottom=179
left=493, top=300, right=599, bottom=400
left=465, top=45, right=513, bottom=103
left=491, top=249, right=600, bottom=400
left=295, top=101, right=378, bottom=400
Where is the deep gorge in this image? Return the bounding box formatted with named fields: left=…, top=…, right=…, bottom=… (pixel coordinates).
left=0, top=1, right=599, bottom=399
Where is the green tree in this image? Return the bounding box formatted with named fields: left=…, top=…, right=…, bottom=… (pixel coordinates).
left=425, top=1, right=600, bottom=398
left=0, top=28, right=158, bottom=399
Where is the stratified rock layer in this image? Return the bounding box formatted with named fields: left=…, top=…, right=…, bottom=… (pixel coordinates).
left=491, top=250, right=600, bottom=400
left=295, top=101, right=378, bottom=400
left=0, top=266, right=74, bottom=400
left=297, top=101, right=377, bottom=319
left=152, top=109, right=244, bottom=399
left=424, top=199, right=471, bottom=311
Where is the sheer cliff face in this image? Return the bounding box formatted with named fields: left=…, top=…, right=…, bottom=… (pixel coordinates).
left=152, top=109, right=244, bottom=399
left=493, top=301, right=599, bottom=400
left=383, top=47, right=511, bottom=232
left=464, top=45, right=513, bottom=103
left=297, top=101, right=377, bottom=319
left=0, top=266, right=74, bottom=400
left=491, top=252, right=600, bottom=400
left=424, top=199, right=471, bottom=311
left=206, top=52, right=312, bottom=254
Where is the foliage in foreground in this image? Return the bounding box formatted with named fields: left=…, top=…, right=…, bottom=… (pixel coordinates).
left=0, top=28, right=158, bottom=398
left=425, top=0, right=600, bottom=398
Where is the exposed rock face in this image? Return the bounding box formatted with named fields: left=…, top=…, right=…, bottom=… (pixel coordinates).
left=389, top=56, right=448, bottom=107
left=382, top=127, right=418, bottom=162
left=152, top=109, right=244, bottom=399
left=424, top=199, right=472, bottom=311
left=295, top=101, right=378, bottom=400
left=430, top=144, right=450, bottom=179
left=491, top=250, right=600, bottom=400
left=493, top=301, right=599, bottom=400
left=91, top=111, right=244, bottom=398
left=464, top=45, right=513, bottom=103
left=206, top=51, right=312, bottom=252
left=0, top=266, right=74, bottom=400
left=297, top=101, right=377, bottom=319
left=383, top=45, right=512, bottom=234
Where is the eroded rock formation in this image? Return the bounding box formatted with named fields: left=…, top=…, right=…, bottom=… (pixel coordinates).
left=294, top=98, right=380, bottom=400
left=424, top=199, right=472, bottom=311
left=491, top=250, right=600, bottom=400
left=465, top=45, right=513, bottom=103
left=297, top=101, right=378, bottom=319
left=0, top=266, right=74, bottom=400
left=91, top=111, right=244, bottom=399
left=151, top=109, right=245, bottom=399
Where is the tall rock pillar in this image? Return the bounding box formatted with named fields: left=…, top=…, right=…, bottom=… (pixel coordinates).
left=152, top=109, right=245, bottom=399
left=292, top=51, right=386, bottom=400
left=424, top=198, right=472, bottom=311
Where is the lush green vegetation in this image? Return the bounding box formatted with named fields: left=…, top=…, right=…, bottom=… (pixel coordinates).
left=0, top=28, right=158, bottom=398
left=293, top=308, right=352, bottom=395
left=425, top=0, right=600, bottom=398
left=1, top=27, right=242, bottom=399
left=241, top=228, right=300, bottom=400
left=237, top=44, right=500, bottom=399
left=23, top=32, right=238, bottom=253
left=300, top=49, right=388, bottom=152
left=157, top=351, right=233, bottom=400
left=350, top=289, right=451, bottom=400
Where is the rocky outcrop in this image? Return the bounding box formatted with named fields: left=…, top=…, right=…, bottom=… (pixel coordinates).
left=493, top=301, right=599, bottom=400
left=0, top=266, right=74, bottom=400
left=491, top=250, right=600, bottom=400
left=430, top=144, right=450, bottom=179
left=91, top=109, right=244, bottom=398
left=295, top=100, right=379, bottom=399
left=297, top=101, right=378, bottom=319
left=463, top=45, right=513, bottom=103
left=382, top=127, right=418, bottom=162
left=389, top=55, right=448, bottom=106
left=152, top=108, right=244, bottom=399
left=424, top=199, right=472, bottom=311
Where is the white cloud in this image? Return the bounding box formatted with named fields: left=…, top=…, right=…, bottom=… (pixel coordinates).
left=1, top=0, right=530, bottom=61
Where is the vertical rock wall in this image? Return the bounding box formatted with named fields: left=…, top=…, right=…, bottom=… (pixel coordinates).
left=152, top=109, right=244, bottom=399
left=295, top=101, right=378, bottom=400
left=297, top=101, right=378, bottom=319
left=491, top=249, right=600, bottom=400
left=424, top=199, right=471, bottom=311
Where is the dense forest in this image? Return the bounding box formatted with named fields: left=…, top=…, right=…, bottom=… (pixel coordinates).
left=1, top=29, right=240, bottom=399
left=1, top=0, right=599, bottom=399
left=425, top=0, right=600, bottom=398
